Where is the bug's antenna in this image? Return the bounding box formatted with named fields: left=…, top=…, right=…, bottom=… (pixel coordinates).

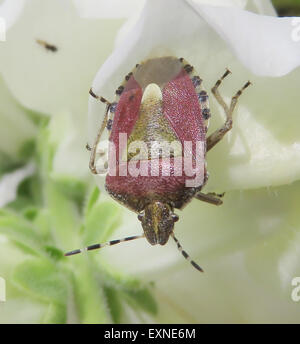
left=171, top=233, right=204, bottom=272
left=64, top=234, right=145, bottom=257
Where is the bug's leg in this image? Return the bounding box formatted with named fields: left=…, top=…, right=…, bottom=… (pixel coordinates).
left=206, top=69, right=251, bottom=152
left=194, top=191, right=224, bottom=206
left=88, top=88, right=111, bottom=174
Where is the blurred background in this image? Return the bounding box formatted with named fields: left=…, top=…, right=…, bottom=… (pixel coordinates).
left=0, top=0, right=300, bottom=324
left=273, top=0, right=300, bottom=16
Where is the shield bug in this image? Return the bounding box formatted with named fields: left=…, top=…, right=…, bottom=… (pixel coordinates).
left=65, top=56, right=251, bottom=272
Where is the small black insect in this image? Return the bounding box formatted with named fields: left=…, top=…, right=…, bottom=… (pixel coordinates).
left=36, top=39, right=58, bottom=52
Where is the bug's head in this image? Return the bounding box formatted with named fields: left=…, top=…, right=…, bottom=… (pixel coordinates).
left=138, top=201, right=179, bottom=245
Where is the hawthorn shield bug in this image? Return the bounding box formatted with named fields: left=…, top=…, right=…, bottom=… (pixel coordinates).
left=65, top=56, right=251, bottom=272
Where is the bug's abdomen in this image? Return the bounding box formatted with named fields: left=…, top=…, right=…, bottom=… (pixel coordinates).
left=105, top=154, right=206, bottom=210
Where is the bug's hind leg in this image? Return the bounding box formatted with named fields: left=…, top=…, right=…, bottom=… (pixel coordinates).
left=88, top=88, right=111, bottom=174
left=206, top=69, right=251, bottom=152
left=194, top=191, right=225, bottom=206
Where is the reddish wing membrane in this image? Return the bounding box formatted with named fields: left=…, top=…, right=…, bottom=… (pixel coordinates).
left=162, top=68, right=206, bottom=150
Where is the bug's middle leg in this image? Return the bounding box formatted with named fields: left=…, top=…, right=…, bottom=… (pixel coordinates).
left=194, top=172, right=225, bottom=206
left=206, top=70, right=251, bottom=152
left=194, top=191, right=225, bottom=206
left=88, top=88, right=111, bottom=174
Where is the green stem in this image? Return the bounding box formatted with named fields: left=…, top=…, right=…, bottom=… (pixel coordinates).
left=72, top=256, right=112, bottom=324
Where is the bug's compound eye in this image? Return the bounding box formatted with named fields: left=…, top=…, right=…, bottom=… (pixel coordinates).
left=171, top=213, right=179, bottom=222
left=138, top=212, right=145, bottom=222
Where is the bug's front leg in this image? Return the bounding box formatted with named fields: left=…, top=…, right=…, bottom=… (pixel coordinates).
left=88, top=88, right=112, bottom=174
left=206, top=69, right=251, bottom=152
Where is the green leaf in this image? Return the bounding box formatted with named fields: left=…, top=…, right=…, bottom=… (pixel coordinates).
left=98, top=263, right=143, bottom=292
left=84, top=201, right=121, bottom=245
left=0, top=209, right=44, bottom=256
left=43, top=245, right=65, bottom=261
left=124, top=287, right=158, bottom=316
left=84, top=186, right=100, bottom=218
left=42, top=302, right=67, bottom=324
left=272, top=0, right=300, bottom=16
left=0, top=151, right=23, bottom=175
left=36, top=126, right=55, bottom=176
left=103, top=286, right=123, bottom=324
left=95, top=263, right=157, bottom=317
left=12, top=259, right=68, bottom=306
left=24, top=107, right=50, bottom=127
left=17, top=174, right=43, bottom=206
left=17, top=139, right=36, bottom=161
left=22, top=207, right=39, bottom=221
left=50, top=175, right=87, bottom=208
left=32, top=209, right=52, bottom=242
left=7, top=197, right=35, bottom=212
left=72, top=258, right=111, bottom=324
left=44, top=180, right=81, bottom=249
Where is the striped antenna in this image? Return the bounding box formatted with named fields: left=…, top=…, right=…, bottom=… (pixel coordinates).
left=64, top=234, right=145, bottom=257
left=171, top=233, right=204, bottom=272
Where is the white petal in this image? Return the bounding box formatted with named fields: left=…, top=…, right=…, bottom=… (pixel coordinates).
left=190, top=0, right=247, bottom=8
left=187, top=2, right=300, bottom=76
left=0, top=74, right=36, bottom=158
left=0, top=162, right=35, bottom=207
left=114, top=0, right=276, bottom=51
left=49, top=111, right=90, bottom=180
left=72, top=0, right=146, bottom=19
left=0, top=0, right=124, bottom=115
left=245, top=0, right=277, bottom=16
left=0, top=0, right=26, bottom=29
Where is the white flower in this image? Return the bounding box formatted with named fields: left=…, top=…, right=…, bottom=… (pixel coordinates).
left=88, top=0, right=300, bottom=322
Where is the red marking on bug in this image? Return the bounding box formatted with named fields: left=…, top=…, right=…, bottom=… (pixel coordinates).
left=109, top=77, right=143, bottom=162
left=163, top=69, right=206, bottom=150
